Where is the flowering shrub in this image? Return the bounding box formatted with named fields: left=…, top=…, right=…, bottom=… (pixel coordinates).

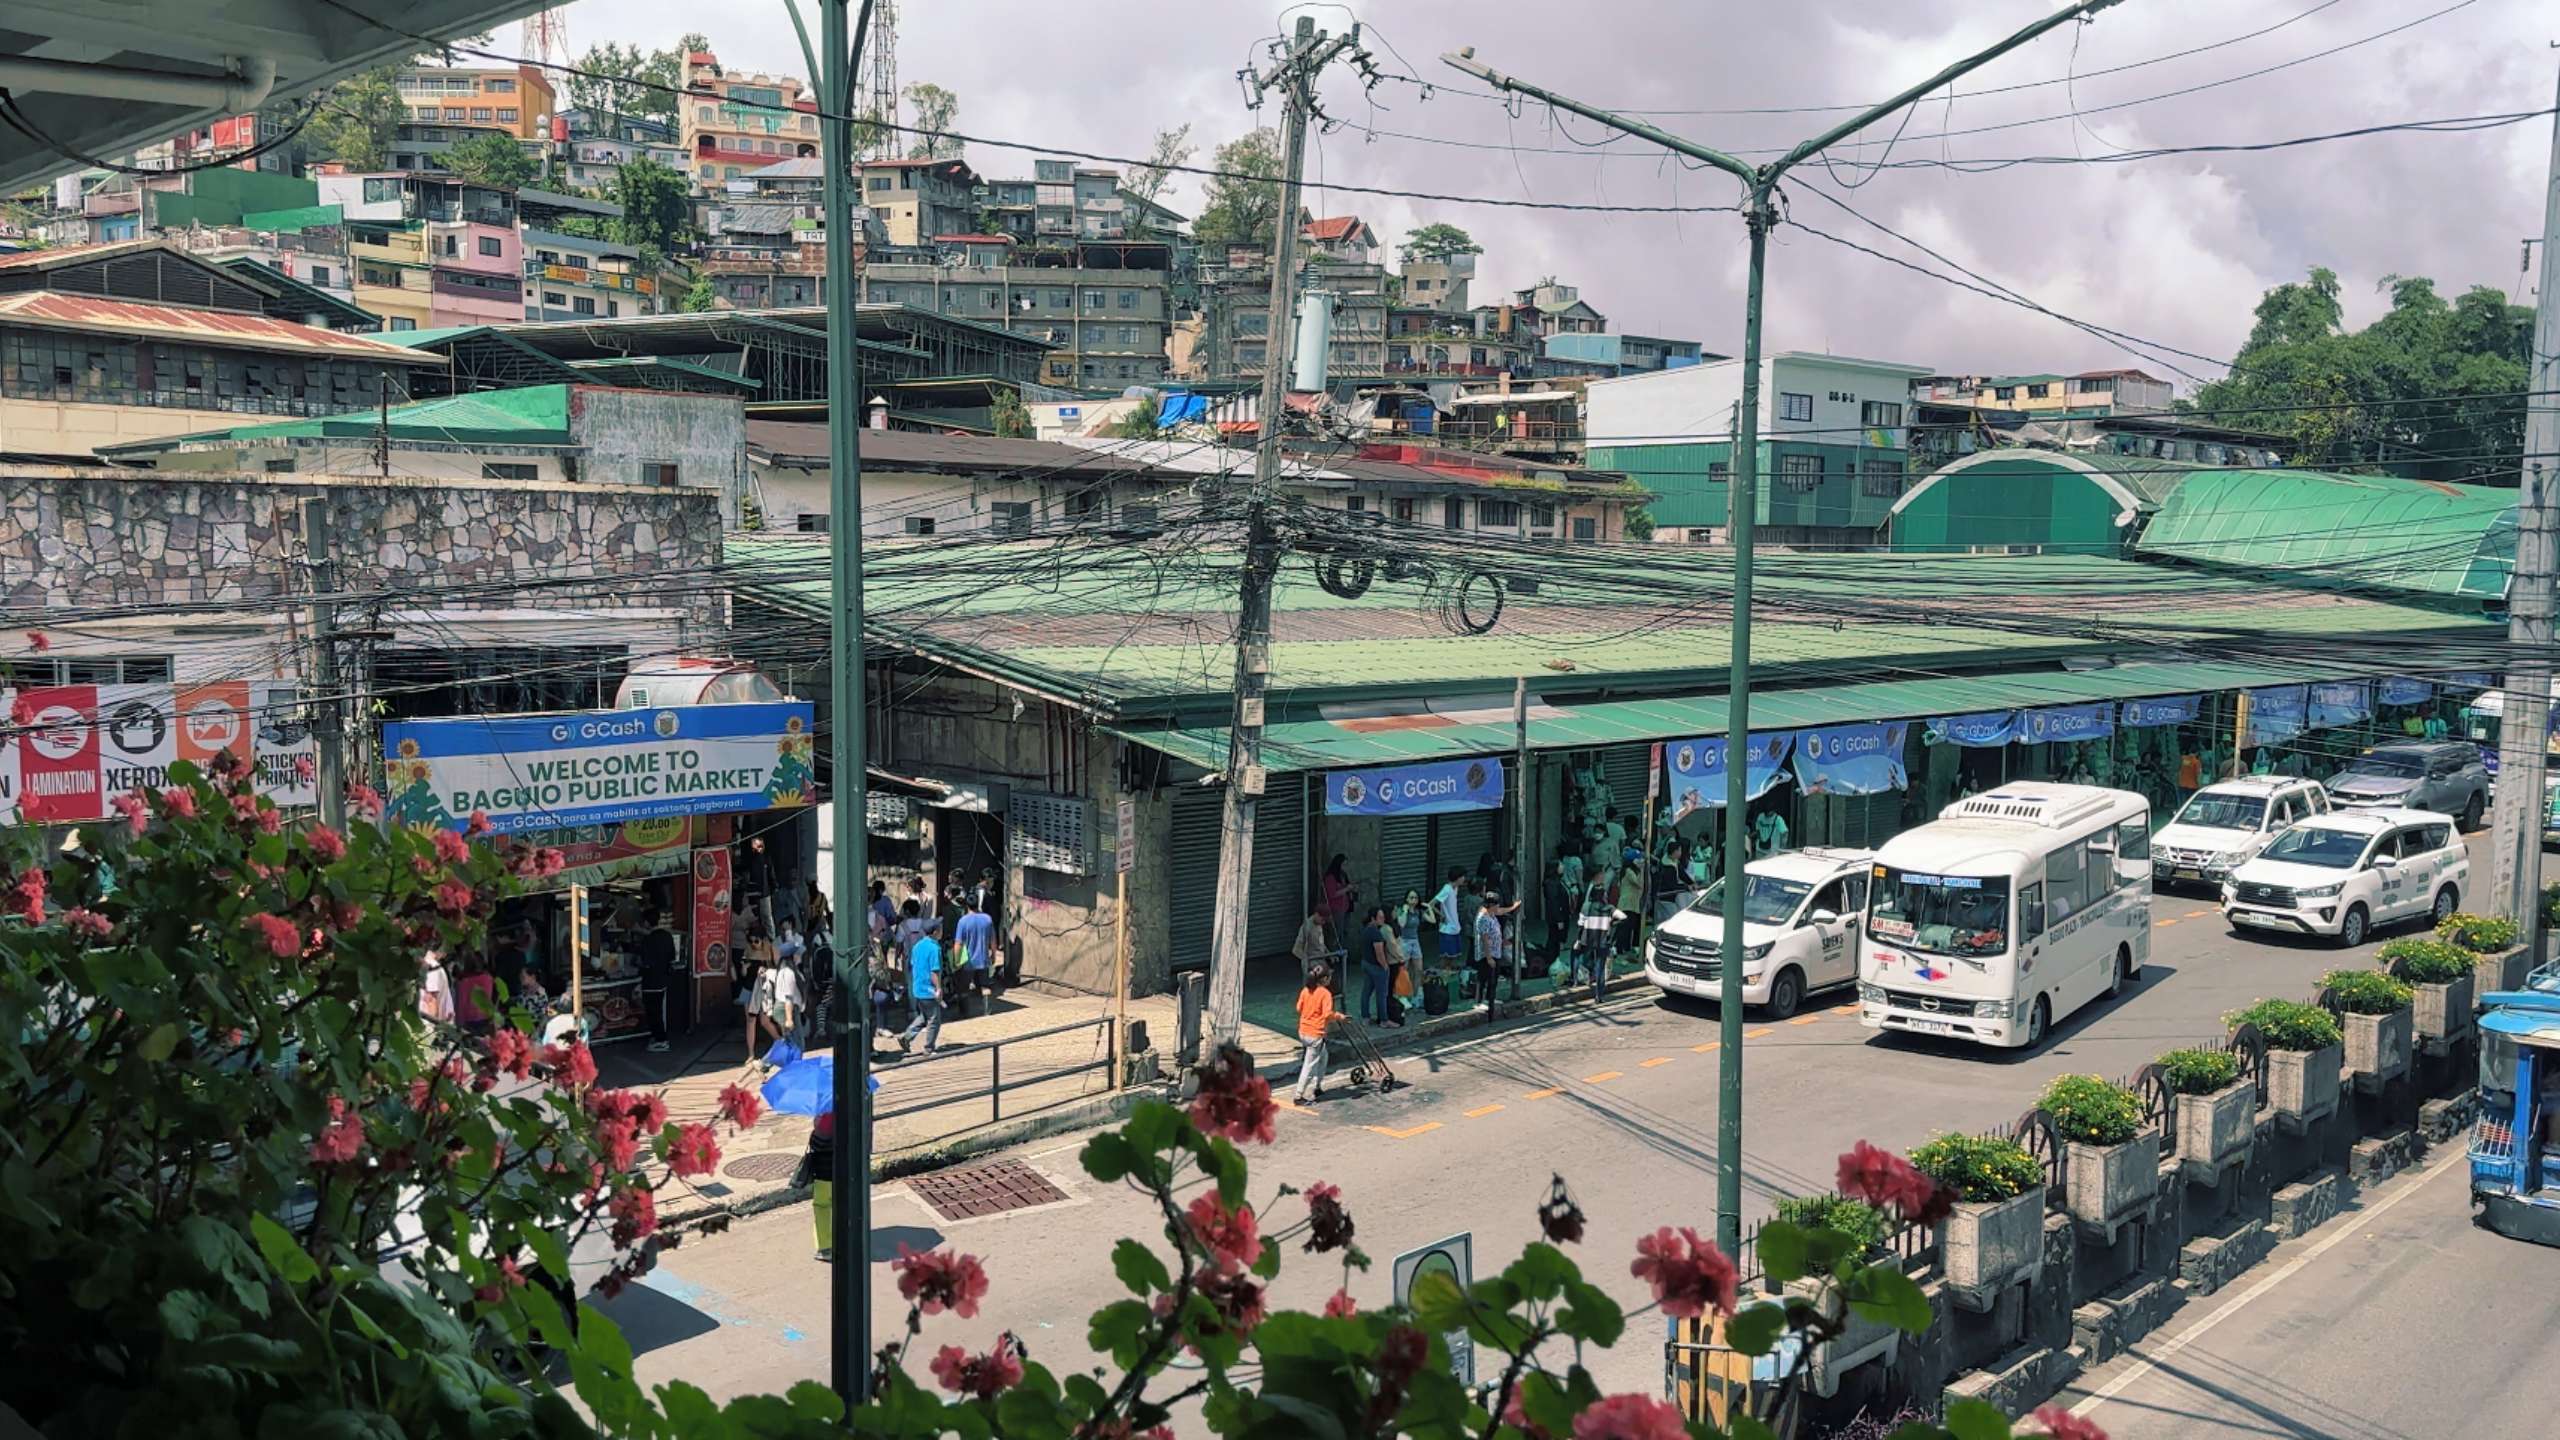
left=2438, top=910, right=2520, bottom=953
left=2374, top=937, right=2473, bottom=986
left=2037, top=1074, right=2144, bottom=1147
left=1909, top=1132, right=2044, bottom=1204
left=2153, top=1046, right=2242, bottom=1096
left=2317, top=967, right=2414, bottom=1017
left=2225, top=997, right=2344, bottom=1051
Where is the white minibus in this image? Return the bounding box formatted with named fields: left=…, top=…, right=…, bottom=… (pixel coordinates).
left=1857, top=782, right=2151, bottom=1050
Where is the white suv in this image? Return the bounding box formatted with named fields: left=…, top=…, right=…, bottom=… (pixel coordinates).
left=2221, top=808, right=2468, bottom=948
left=1644, top=848, right=1873, bottom=1019
left=2153, top=777, right=2330, bottom=891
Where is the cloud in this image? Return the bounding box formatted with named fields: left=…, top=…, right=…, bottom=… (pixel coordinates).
left=520, top=0, right=2552, bottom=388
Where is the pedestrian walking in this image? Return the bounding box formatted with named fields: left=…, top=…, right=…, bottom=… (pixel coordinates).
left=952, top=895, right=995, bottom=1016
left=1473, top=890, right=1518, bottom=1006
left=636, top=912, right=678, bottom=1052
left=418, top=949, right=453, bottom=1027
left=1576, top=880, right=1615, bottom=986
left=896, top=919, right=946, bottom=1054
left=1294, top=960, right=1341, bottom=1103
left=1615, top=862, right=1646, bottom=953
left=1291, top=902, right=1337, bottom=969
left=1431, top=867, right=1465, bottom=975
left=1357, top=903, right=1396, bottom=1025
left=745, top=941, right=804, bottom=1068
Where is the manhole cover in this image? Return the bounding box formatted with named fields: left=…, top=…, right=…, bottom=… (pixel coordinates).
left=906, top=1158, right=1069, bottom=1221
left=724, top=1152, right=804, bottom=1182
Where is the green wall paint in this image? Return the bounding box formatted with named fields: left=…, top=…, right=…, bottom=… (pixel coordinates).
left=1889, top=455, right=2128, bottom=554
left=1587, top=440, right=1909, bottom=532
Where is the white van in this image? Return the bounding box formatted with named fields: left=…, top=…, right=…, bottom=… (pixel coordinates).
left=1643, top=847, right=1874, bottom=1019
left=2222, top=807, right=2468, bottom=946
left=1858, top=783, right=2151, bottom=1051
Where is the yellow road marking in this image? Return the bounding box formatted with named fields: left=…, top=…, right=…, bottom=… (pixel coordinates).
left=1745, top=1027, right=1775, bottom=1039
left=1789, top=1014, right=1823, bottom=1026
left=1639, top=1056, right=1675, bottom=1068
left=1691, top=1040, right=1722, bottom=1052
left=2157, top=919, right=2179, bottom=928
left=1366, top=1121, right=1443, bottom=1139
left=1464, top=1103, right=1506, bottom=1118
left=1583, top=1069, right=1624, bottom=1083
left=1524, top=1086, right=1564, bottom=1100
left=2185, top=909, right=2212, bottom=918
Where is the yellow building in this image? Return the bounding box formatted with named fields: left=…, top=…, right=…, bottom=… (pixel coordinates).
left=679, top=50, right=818, bottom=192
left=347, top=223, right=433, bottom=332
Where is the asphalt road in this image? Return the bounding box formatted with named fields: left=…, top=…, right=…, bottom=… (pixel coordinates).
left=595, top=835, right=2516, bottom=1413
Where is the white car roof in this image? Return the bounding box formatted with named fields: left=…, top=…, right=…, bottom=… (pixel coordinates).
left=1749, top=846, right=1873, bottom=883
left=2298, top=807, right=2444, bottom=834
left=2191, top=776, right=2312, bottom=797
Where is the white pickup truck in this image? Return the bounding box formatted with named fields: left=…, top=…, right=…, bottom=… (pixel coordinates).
left=2151, top=776, right=2331, bottom=892
left=1643, top=847, right=1873, bottom=1019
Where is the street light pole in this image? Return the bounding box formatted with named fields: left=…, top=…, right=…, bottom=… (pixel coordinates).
left=1445, top=0, right=2120, bottom=1258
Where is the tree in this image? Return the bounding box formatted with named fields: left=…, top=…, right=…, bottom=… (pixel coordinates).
left=1192, top=127, right=1283, bottom=249
left=1102, top=394, right=1162, bottom=437
left=903, top=82, right=962, bottom=160
left=1125, top=124, right=1195, bottom=236
left=1401, top=222, right=1481, bottom=262
left=682, top=273, right=719, bottom=312
left=1622, top=503, right=1656, bottom=541
left=2187, top=266, right=2534, bottom=483
left=442, top=131, right=536, bottom=190
left=566, top=35, right=707, bottom=128
left=607, top=154, right=694, bottom=259
left=307, top=66, right=402, bottom=170
left=990, top=388, right=1033, bottom=438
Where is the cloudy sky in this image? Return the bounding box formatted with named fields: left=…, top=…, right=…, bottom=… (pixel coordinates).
left=513, top=0, right=2552, bottom=387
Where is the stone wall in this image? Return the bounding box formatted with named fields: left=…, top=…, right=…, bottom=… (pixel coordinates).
left=0, top=467, right=724, bottom=635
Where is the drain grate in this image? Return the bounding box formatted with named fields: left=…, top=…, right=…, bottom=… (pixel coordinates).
left=724, top=1152, right=804, bottom=1183
left=907, top=1158, right=1069, bottom=1221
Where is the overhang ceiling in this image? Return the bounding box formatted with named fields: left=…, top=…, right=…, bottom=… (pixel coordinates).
left=0, top=0, right=549, bottom=197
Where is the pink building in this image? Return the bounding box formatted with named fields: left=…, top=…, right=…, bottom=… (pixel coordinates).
left=426, top=219, right=521, bottom=326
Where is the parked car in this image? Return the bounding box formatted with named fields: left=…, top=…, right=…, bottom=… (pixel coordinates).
left=2151, top=776, right=2330, bottom=891
left=1645, top=847, right=1872, bottom=1019
left=2323, top=740, right=2490, bottom=829
left=2221, top=807, right=2467, bottom=948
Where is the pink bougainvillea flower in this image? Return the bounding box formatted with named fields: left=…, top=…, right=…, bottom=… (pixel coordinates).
left=928, top=1336, right=1026, bottom=1400
left=595, top=1114, right=640, bottom=1173
left=246, top=912, right=301, bottom=959
left=158, top=786, right=198, bottom=819
left=61, top=907, right=112, bottom=939
left=1322, top=1288, right=1359, bottom=1319
left=1630, top=1226, right=1738, bottom=1320
left=1187, top=1042, right=1278, bottom=1145
left=536, top=846, right=567, bottom=877
left=466, top=809, right=493, bottom=836
left=305, top=825, right=347, bottom=862
left=1571, top=1393, right=1690, bottom=1440
left=716, top=1082, right=764, bottom=1131
left=9, top=694, right=37, bottom=727
left=228, top=790, right=262, bottom=824
left=433, top=879, right=475, bottom=915
left=292, top=754, right=316, bottom=783
left=431, top=828, right=471, bottom=866
left=345, top=782, right=385, bottom=820
left=10, top=868, right=44, bottom=926
left=107, top=789, right=148, bottom=835
left=2028, top=1407, right=2108, bottom=1440
left=606, top=1185, right=657, bottom=1245
left=1303, top=1179, right=1354, bottom=1253
left=487, top=1026, right=534, bottom=1079
left=891, top=1244, right=990, bottom=1319
left=309, top=1095, right=365, bottom=1167
left=667, top=1122, right=722, bottom=1179
left=1185, top=1192, right=1262, bottom=1274
left=540, top=1040, right=599, bottom=1089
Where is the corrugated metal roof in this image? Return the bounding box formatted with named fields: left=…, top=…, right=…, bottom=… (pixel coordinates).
left=2137, top=467, right=2515, bottom=601
left=0, top=291, right=439, bottom=364
left=0, top=238, right=167, bottom=271
left=719, top=204, right=808, bottom=235
left=101, top=384, right=575, bottom=455
left=748, top=424, right=1170, bottom=473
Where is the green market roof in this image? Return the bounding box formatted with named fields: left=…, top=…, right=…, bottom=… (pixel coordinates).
left=729, top=538, right=2500, bottom=770
left=102, top=384, right=576, bottom=455
left=2135, top=467, right=2515, bottom=603
left=239, top=203, right=344, bottom=233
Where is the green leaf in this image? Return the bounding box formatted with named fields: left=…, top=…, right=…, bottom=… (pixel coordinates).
left=1200, top=1134, right=1247, bottom=1207
left=1260, top=1394, right=1350, bottom=1440
left=181, top=1215, right=271, bottom=1318
left=250, top=1213, right=320, bottom=1286
left=524, top=1225, right=569, bottom=1284
left=1515, top=1373, right=1577, bottom=1437
left=658, top=1380, right=723, bottom=1434
left=1407, top=1270, right=1469, bottom=1333
left=157, top=1289, right=217, bottom=1343
left=1080, top=1132, right=1137, bottom=1183
left=1124, top=1100, right=1184, bottom=1155
left=1251, top=1237, right=1282, bottom=1280
left=137, top=1022, right=181, bottom=1062
left=1061, top=1372, right=1110, bottom=1417
left=1844, top=1264, right=1935, bottom=1336
left=1730, top=1414, right=1782, bottom=1440
left=1557, top=1277, right=1625, bottom=1348
left=338, top=1298, right=410, bottom=1360
left=1945, top=1397, right=2014, bottom=1440
left=1111, top=1238, right=1170, bottom=1296
left=1088, top=1298, right=1151, bottom=1368
left=1800, top=1224, right=1860, bottom=1277
left=784, top=1378, right=846, bottom=1423
left=1725, top=1301, right=1787, bottom=1358
left=1755, top=1220, right=1810, bottom=1285
left=1501, top=1240, right=1579, bottom=1302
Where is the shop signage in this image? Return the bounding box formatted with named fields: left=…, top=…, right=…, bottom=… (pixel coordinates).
left=514, top=816, right=693, bottom=884
left=1664, top=733, right=1792, bottom=820
left=1789, top=722, right=1909, bottom=797
left=1926, top=711, right=2019, bottom=748
left=2020, top=703, right=2114, bottom=745
left=2308, top=681, right=2372, bottom=729
left=1392, top=1233, right=1475, bottom=1387
left=0, top=680, right=314, bottom=827
left=2245, top=685, right=2308, bottom=745
left=1115, top=797, right=1137, bottom=873
left=1323, top=758, right=1504, bottom=817
left=2378, top=677, right=2434, bottom=707
left=692, top=846, right=732, bottom=979
left=379, top=701, right=816, bottom=834
left=2440, top=672, right=2495, bottom=691
left=2119, top=694, right=2201, bottom=728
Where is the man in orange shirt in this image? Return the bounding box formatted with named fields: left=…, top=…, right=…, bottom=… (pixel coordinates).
left=1294, top=961, right=1341, bottom=1103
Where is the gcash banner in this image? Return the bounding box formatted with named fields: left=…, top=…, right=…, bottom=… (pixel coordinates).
left=0, top=680, right=314, bottom=827
left=1323, top=758, right=1504, bottom=817
left=1789, top=722, right=1910, bottom=797
left=1665, top=732, right=1793, bottom=819
left=380, top=702, right=816, bottom=834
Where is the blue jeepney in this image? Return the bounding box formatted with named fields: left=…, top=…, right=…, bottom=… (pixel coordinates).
left=2471, top=961, right=2560, bottom=1246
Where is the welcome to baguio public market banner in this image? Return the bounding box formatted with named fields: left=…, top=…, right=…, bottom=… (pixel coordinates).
left=2378, top=677, right=2435, bottom=707
left=379, top=702, right=816, bottom=835
left=1790, top=722, right=1910, bottom=796
left=1926, top=711, right=2020, bottom=748
left=2246, top=685, right=2309, bottom=745
left=1665, top=733, right=1793, bottom=819
left=2119, top=694, right=2201, bottom=728
left=1323, top=758, right=1504, bottom=817
left=0, top=681, right=316, bottom=827
left=2308, top=681, right=2372, bottom=729
left=2020, top=703, right=2114, bottom=745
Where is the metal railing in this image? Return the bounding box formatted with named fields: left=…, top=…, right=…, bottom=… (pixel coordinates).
left=1438, top=417, right=1585, bottom=446
left=870, top=1012, right=1118, bottom=1129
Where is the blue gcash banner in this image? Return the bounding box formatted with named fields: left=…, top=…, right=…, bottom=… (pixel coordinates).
left=1791, top=722, right=1909, bottom=797
left=2246, top=685, right=2309, bottom=745
left=2120, top=694, right=2201, bottom=728
left=2308, top=681, right=2372, bottom=729
left=1324, top=758, right=1504, bottom=817
left=2441, top=672, right=2495, bottom=692
left=2021, top=703, right=2114, bottom=745
left=1665, top=733, right=1793, bottom=819
left=381, top=702, right=817, bottom=834
left=1927, top=711, right=2020, bottom=748
left=2378, top=677, right=2434, bottom=707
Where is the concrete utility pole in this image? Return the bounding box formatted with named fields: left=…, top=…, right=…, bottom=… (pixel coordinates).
left=302, top=497, right=344, bottom=829
left=1446, top=0, right=2119, bottom=1258
left=1204, top=16, right=1361, bottom=1051
left=2490, top=62, right=2560, bottom=943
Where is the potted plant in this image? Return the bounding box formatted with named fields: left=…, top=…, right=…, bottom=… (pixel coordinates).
left=2377, top=937, right=2476, bottom=1052
left=1910, top=1132, right=2045, bottom=1303
left=2441, top=911, right=2527, bottom=994
left=2226, top=998, right=2343, bottom=1130
left=1767, top=1195, right=1900, bottom=1396
left=2320, top=967, right=2414, bottom=1091
left=2157, top=1046, right=2253, bottom=1179
left=2039, top=1073, right=2158, bottom=1236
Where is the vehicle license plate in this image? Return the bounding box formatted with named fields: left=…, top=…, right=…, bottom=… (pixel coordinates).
left=1901, top=1018, right=1953, bottom=1035
left=2232, top=910, right=2277, bottom=927
left=2174, top=868, right=2202, bottom=881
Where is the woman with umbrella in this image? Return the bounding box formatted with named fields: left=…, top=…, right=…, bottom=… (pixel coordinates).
left=765, top=1053, right=877, bottom=1263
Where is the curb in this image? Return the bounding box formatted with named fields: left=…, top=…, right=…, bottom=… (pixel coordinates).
left=1252, top=971, right=1655, bottom=1083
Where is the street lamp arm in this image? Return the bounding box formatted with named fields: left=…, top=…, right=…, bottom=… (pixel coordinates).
left=1774, top=0, right=2122, bottom=175
left=1439, top=47, right=1755, bottom=184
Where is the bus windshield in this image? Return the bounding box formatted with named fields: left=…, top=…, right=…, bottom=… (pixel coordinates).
left=2174, top=792, right=2267, bottom=831
left=1686, top=873, right=1812, bottom=927
left=2260, top=826, right=2369, bottom=869
left=1868, top=869, right=2010, bottom=958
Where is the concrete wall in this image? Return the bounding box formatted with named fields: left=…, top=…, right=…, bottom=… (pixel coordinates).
left=748, top=462, right=1178, bottom=538
left=571, top=387, right=748, bottom=517
left=148, top=444, right=571, bottom=483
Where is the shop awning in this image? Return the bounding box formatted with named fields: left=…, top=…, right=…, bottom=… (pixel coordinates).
left=1107, top=658, right=2408, bottom=774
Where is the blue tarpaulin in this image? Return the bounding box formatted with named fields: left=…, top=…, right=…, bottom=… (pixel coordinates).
left=1791, top=722, right=1910, bottom=796
left=2020, top=703, right=2114, bottom=744
left=1324, top=758, right=1504, bottom=816
left=1665, top=733, right=1793, bottom=818
left=1928, top=711, right=2021, bottom=748
left=2120, top=694, right=2201, bottom=727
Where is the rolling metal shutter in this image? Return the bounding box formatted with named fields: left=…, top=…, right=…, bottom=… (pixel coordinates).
left=1169, top=777, right=1312, bottom=967
left=1377, top=814, right=1432, bottom=910
left=1602, top=744, right=1654, bottom=818
left=1435, top=810, right=1497, bottom=884
left=1167, top=788, right=1223, bottom=971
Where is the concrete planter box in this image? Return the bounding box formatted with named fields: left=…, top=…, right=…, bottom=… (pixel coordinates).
left=1783, top=1276, right=1902, bottom=1399
left=2175, top=1081, right=2256, bottom=1178
left=1940, top=1189, right=2044, bottom=1305
left=2471, top=945, right=2529, bottom=996
left=2342, top=1009, right=2412, bottom=1092
left=2412, top=975, right=2475, bottom=1053
left=2269, top=1044, right=2342, bottom=1130
left=2066, top=1133, right=2161, bottom=1237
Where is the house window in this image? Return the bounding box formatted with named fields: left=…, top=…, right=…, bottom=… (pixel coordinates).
left=487, top=78, right=515, bottom=93
left=2026, top=382, right=2050, bottom=398
left=606, top=300, right=620, bottom=318
left=2079, top=376, right=2118, bottom=394
left=867, top=176, right=892, bottom=191
left=698, top=106, right=715, bottom=122
left=390, top=317, right=416, bottom=331
left=1045, top=288, right=1071, bottom=308
left=1778, top=454, right=1823, bottom=491
left=1392, top=498, right=1417, bottom=523
left=639, top=462, right=679, bottom=486
left=990, top=501, right=1031, bottom=535
left=478, top=236, right=502, bottom=257
left=573, top=296, right=597, bottom=315
left=1443, top=497, right=1464, bottom=530
left=1860, top=459, right=1905, bottom=497
left=1479, top=499, right=1521, bottom=528
left=1083, top=291, right=1105, bottom=310
left=1345, top=496, right=1368, bottom=514
left=1708, top=460, right=1731, bottom=483
left=1571, top=517, right=1598, bottom=541
left=497, top=108, right=518, bottom=123
left=904, top=516, right=937, bottom=536
left=263, top=457, right=296, bottom=474
left=1992, top=385, right=2015, bottom=401
left=1860, top=400, right=1903, bottom=428
left=542, top=290, right=567, bottom=306
left=442, top=107, right=466, bottom=121
left=308, top=265, right=331, bottom=287
left=1529, top=502, right=1556, bottom=530
left=796, top=512, right=831, bottom=532
left=481, top=462, right=538, bottom=481
left=1065, top=490, right=1106, bottom=522
left=471, top=108, right=494, bottom=122
left=981, top=288, right=1000, bottom=309
left=1118, top=289, right=1137, bottom=309
left=1122, top=502, right=1160, bottom=528
left=1778, top=391, right=1813, bottom=423
left=1118, top=326, right=1137, bottom=345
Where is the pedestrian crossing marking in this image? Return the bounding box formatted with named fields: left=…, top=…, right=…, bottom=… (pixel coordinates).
left=1524, top=1086, right=1564, bottom=1100
left=1465, top=1103, right=1506, bottom=1118
left=1366, top=1121, right=1443, bottom=1140
left=1583, top=1070, right=1624, bottom=1083
left=1640, top=1056, right=1674, bottom=1068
